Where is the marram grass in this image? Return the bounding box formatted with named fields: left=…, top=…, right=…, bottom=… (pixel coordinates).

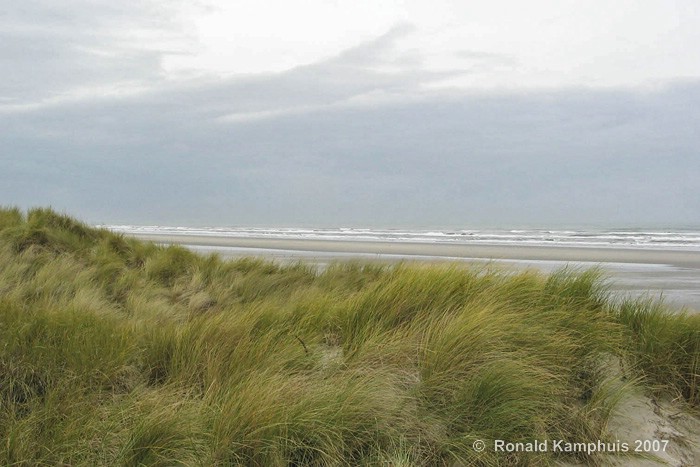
left=0, top=208, right=697, bottom=466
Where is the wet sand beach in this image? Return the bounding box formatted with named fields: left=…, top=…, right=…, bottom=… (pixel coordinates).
left=130, top=233, right=700, bottom=311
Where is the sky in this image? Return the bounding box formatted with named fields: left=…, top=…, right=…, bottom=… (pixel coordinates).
left=1, top=0, right=699, bottom=229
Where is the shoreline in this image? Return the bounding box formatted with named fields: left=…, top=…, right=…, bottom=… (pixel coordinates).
left=129, top=233, right=700, bottom=269
left=129, top=233, right=700, bottom=312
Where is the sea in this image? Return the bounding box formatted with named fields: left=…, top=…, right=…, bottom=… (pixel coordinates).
left=102, top=226, right=700, bottom=251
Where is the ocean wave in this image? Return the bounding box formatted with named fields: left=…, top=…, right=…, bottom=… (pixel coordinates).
left=98, top=225, right=700, bottom=251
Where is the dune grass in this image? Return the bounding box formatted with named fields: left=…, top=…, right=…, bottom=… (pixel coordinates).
left=0, top=207, right=697, bottom=465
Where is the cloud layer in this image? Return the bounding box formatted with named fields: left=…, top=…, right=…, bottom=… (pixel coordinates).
left=2, top=2, right=698, bottom=228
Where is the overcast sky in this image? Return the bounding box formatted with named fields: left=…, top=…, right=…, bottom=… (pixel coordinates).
left=2, top=0, right=699, bottom=228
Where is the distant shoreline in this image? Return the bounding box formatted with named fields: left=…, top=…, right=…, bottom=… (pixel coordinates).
left=129, top=233, right=700, bottom=269
left=126, top=233, right=700, bottom=312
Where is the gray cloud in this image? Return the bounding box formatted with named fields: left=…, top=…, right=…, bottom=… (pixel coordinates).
left=0, top=0, right=197, bottom=104
left=2, top=75, right=698, bottom=228
left=453, top=50, right=518, bottom=70
left=1, top=6, right=698, bottom=228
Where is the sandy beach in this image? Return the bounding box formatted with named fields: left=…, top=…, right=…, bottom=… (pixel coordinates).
left=131, top=233, right=700, bottom=311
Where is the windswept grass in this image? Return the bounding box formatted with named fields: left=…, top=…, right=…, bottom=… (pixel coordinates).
left=0, top=207, right=697, bottom=465
left=616, top=298, right=700, bottom=405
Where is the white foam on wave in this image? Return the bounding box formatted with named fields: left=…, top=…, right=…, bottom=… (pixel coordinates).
left=98, top=224, right=700, bottom=251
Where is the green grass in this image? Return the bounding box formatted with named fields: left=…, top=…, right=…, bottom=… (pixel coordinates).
left=0, top=207, right=697, bottom=465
